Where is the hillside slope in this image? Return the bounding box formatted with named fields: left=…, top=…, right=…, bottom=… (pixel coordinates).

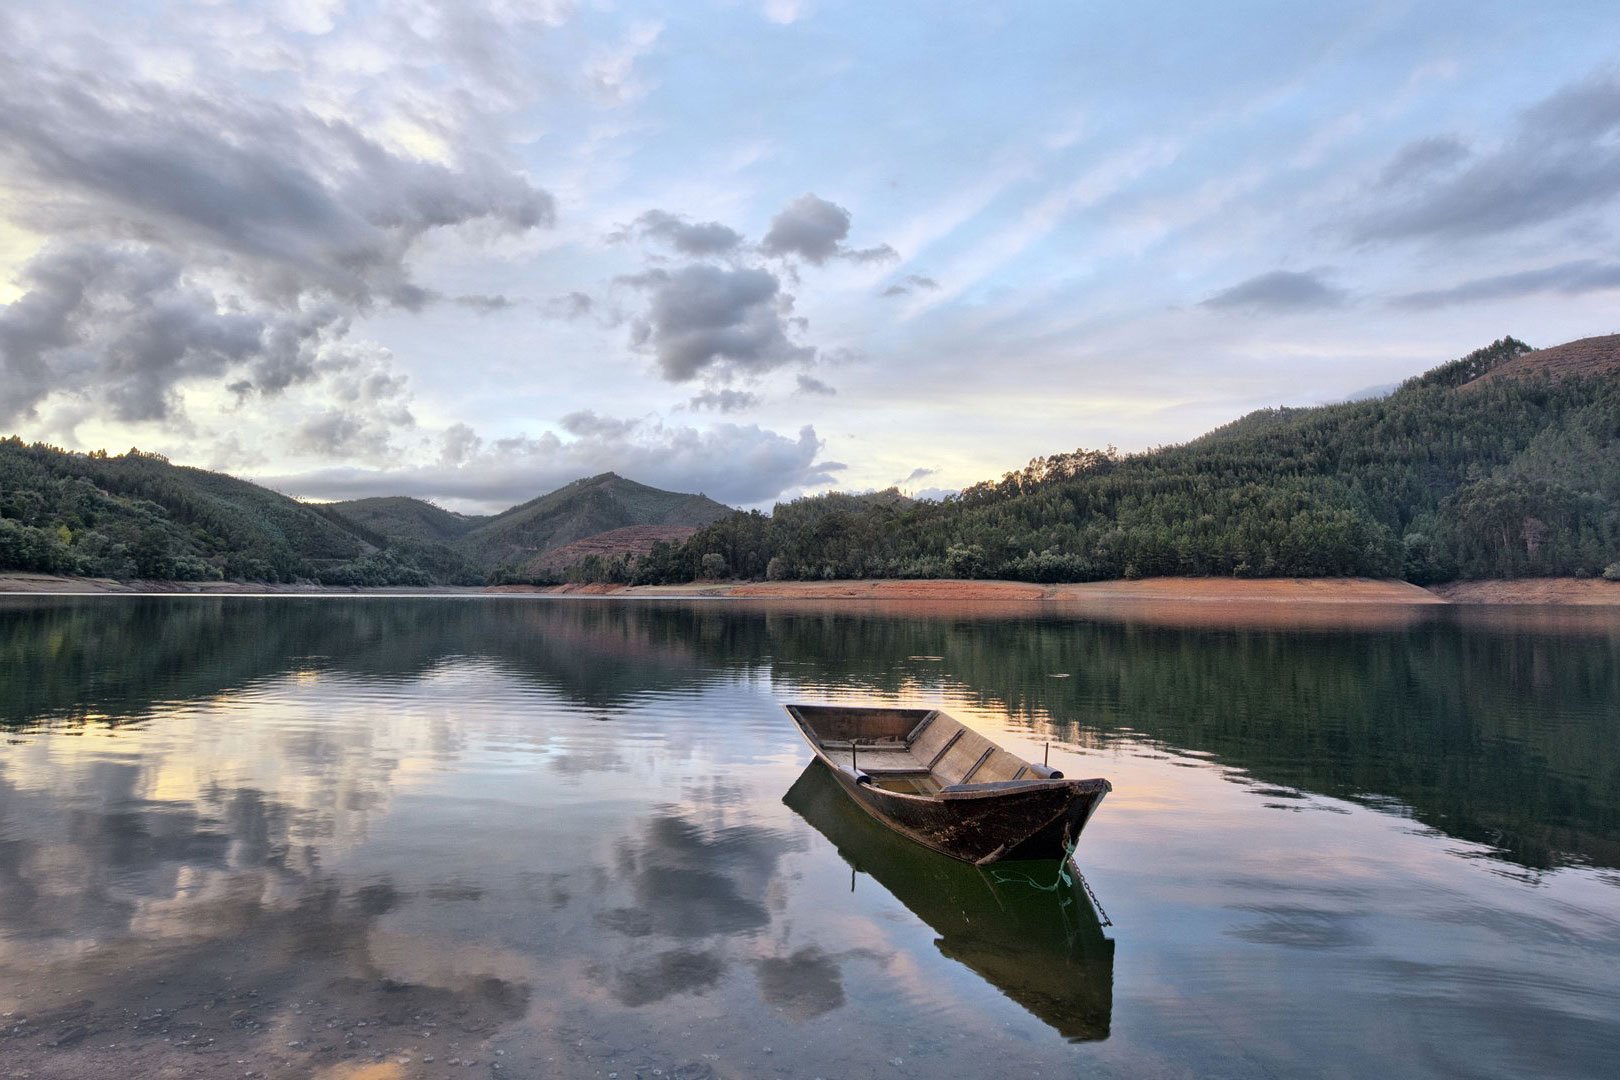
left=0, top=444, right=736, bottom=584
left=529, top=524, right=703, bottom=576
left=638, top=335, right=1620, bottom=585
left=328, top=496, right=484, bottom=546
left=0, top=440, right=374, bottom=581
left=458, top=472, right=732, bottom=571
left=1468, top=333, right=1620, bottom=386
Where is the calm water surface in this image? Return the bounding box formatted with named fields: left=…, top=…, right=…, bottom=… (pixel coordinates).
left=2, top=596, right=1618, bottom=1079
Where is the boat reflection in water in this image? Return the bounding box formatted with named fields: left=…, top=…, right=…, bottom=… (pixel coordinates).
left=784, top=760, right=1116, bottom=1042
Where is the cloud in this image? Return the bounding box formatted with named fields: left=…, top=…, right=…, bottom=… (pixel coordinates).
left=609, top=196, right=892, bottom=390
left=274, top=0, right=344, bottom=36
left=439, top=422, right=483, bottom=466
left=755, top=948, right=845, bottom=1020
left=544, top=292, right=595, bottom=319
left=1376, top=135, right=1470, bottom=187
left=688, top=388, right=761, bottom=413
left=620, top=210, right=744, bottom=256
left=0, top=47, right=554, bottom=307
left=1202, top=270, right=1346, bottom=312
left=559, top=409, right=640, bottom=439
left=0, top=31, right=554, bottom=430
left=623, top=264, right=815, bottom=381
left=433, top=290, right=594, bottom=318
left=1355, top=73, right=1620, bottom=242
left=760, top=193, right=897, bottom=265
left=1392, top=259, right=1620, bottom=308
left=586, top=21, right=663, bottom=105
left=898, top=466, right=936, bottom=486
left=454, top=293, right=518, bottom=314
left=269, top=416, right=843, bottom=509
left=762, top=0, right=810, bottom=24
left=292, top=409, right=393, bottom=460
left=879, top=273, right=940, bottom=298
left=842, top=242, right=900, bottom=264
left=0, top=242, right=336, bottom=424
left=287, top=344, right=415, bottom=462
left=614, top=948, right=725, bottom=1007
left=794, top=373, right=836, bottom=396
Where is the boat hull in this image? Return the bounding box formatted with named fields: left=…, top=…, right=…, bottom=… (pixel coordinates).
left=785, top=761, right=1115, bottom=1041
left=783, top=703, right=1109, bottom=863
left=826, top=764, right=1108, bottom=863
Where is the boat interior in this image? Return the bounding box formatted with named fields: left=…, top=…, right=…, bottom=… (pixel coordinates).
left=786, top=704, right=1064, bottom=796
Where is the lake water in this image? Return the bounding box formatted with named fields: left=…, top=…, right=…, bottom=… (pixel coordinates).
left=2, top=596, right=1617, bottom=1080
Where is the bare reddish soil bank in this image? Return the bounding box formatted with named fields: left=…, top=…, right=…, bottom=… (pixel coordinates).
left=7, top=573, right=1620, bottom=605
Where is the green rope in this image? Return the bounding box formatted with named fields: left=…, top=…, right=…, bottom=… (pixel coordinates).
left=987, top=830, right=1113, bottom=927
left=988, top=828, right=1081, bottom=892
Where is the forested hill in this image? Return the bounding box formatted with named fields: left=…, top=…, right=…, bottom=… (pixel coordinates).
left=457, top=472, right=732, bottom=574
left=0, top=441, right=490, bottom=585
left=0, top=444, right=730, bottom=585
left=622, top=334, right=1620, bottom=586
left=7, top=333, right=1620, bottom=587
left=328, top=496, right=481, bottom=547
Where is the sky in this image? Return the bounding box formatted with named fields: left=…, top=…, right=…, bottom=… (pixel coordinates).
left=2, top=1, right=1620, bottom=512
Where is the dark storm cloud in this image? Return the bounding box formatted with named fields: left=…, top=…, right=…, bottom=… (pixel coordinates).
left=0, top=41, right=554, bottom=429
left=688, top=388, right=761, bottom=412
left=760, top=193, right=898, bottom=265
left=1376, top=135, right=1470, bottom=187
left=1355, top=73, right=1620, bottom=242
left=1202, top=270, right=1346, bottom=312
left=794, top=374, right=836, bottom=396
left=1392, top=259, right=1620, bottom=309
left=624, top=264, right=815, bottom=381
left=619, top=209, right=745, bottom=256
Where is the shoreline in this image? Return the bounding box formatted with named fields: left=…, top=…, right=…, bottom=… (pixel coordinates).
left=4, top=572, right=1619, bottom=604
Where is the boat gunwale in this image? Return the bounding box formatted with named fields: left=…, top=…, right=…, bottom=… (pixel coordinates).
left=782, top=702, right=1108, bottom=804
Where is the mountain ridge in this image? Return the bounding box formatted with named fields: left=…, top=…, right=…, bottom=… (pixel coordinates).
left=0, top=443, right=733, bottom=585
left=6, top=332, right=1620, bottom=587
left=456, top=472, right=732, bottom=572
left=626, top=333, right=1620, bottom=586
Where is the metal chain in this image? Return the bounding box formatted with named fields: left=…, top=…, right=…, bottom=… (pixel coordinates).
left=1074, top=865, right=1113, bottom=928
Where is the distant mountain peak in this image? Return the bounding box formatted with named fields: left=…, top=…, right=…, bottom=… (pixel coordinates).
left=455, top=473, right=731, bottom=572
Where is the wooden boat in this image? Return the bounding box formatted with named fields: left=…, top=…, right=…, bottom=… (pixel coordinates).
left=783, top=703, right=1110, bottom=864
left=784, top=761, right=1114, bottom=1041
